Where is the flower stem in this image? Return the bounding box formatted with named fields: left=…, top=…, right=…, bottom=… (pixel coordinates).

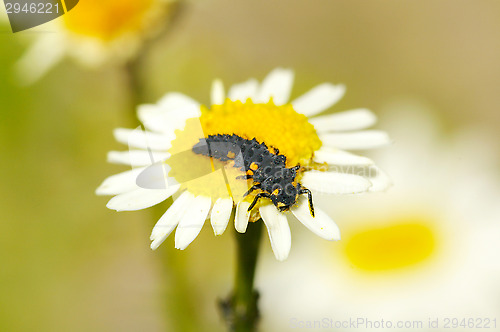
left=123, top=0, right=187, bottom=121
left=220, top=220, right=263, bottom=332
left=125, top=58, right=145, bottom=114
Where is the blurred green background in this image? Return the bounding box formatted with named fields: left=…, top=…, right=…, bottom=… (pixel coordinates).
left=1, top=0, right=499, bottom=331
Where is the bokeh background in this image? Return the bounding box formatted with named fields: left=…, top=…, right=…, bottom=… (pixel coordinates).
left=1, top=0, right=499, bottom=331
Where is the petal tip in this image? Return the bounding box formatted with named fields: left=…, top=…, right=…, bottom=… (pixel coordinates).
left=235, top=224, right=248, bottom=233
left=274, top=252, right=290, bottom=261
left=95, top=186, right=107, bottom=196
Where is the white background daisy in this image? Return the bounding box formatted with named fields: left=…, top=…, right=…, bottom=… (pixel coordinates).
left=14, top=0, right=175, bottom=84
left=260, top=102, right=500, bottom=331
left=97, top=68, right=392, bottom=261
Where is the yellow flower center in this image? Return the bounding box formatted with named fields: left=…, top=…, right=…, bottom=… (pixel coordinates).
left=63, top=0, right=155, bottom=40
left=167, top=117, right=248, bottom=201
left=166, top=99, right=322, bottom=202
left=200, top=99, right=322, bottom=167
left=344, top=219, right=437, bottom=272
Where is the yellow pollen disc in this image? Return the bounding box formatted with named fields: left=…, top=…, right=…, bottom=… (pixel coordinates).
left=166, top=98, right=321, bottom=202
left=200, top=99, right=322, bottom=167
left=166, top=118, right=249, bottom=201
left=344, top=220, right=437, bottom=272
left=63, top=0, right=155, bottom=40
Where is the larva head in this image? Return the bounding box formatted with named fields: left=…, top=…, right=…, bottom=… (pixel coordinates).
left=270, top=180, right=301, bottom=212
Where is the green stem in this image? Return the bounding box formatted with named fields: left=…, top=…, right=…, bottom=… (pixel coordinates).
left=125, top=58, right=144, bottom=118
left=123, top=0, right=187, bottom=120
left=220, top=220, right=263, bottom=332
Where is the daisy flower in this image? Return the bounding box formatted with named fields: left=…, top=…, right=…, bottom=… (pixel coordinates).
left=15, top=0, right=176, bottom=84
left=261, top=105, right=500, bottom=329
left=96, top=68, right=392, bottom=261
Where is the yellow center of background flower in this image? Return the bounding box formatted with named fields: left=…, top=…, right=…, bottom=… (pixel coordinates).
left=63, top=0, right=154, bottom=40
left=344, top=220, right=437, bottom=272
left=167, top=99, right=322, bottom=202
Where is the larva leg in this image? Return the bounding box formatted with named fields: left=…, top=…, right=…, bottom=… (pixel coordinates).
left=299, top=188, right=315, bottom=217
left=247, top=192, right=271, bottom=212
left=243, top=184, right=261, bottom=197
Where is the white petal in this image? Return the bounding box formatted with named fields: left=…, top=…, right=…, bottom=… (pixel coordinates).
left=137, top=104, right=177, bottom=134
left=260, top=204, right=291, bottom=261
left=257, top=68, right=294, bottom=105
left=134, top=163, right=175, bottom=190
left=313, top=147, right=373, bottom=166
left=150, top=191, right=193, bottom=249
left=138, top=93, right=201, bottom=134
left=107, top=150, right=170, bottom=166
left=228, top=79, right=259, bottom=102
left=157, top=92, right=200, bottom=112
left=106, top=186, right=179, bottom=211
left=113, top=128, right=174, bottom=151
left=309, top=108, right=377, bottom=132
left=301, top=170, right=372, bottom=194
left=174, top=195, right=212, bottom=250
left=291, top=83, right=345, bottom=117
left=320, top=130, right=392, bottom=150
left=235, top=201, right=251, bottom=233
left=211, top=79, right=225, bottom=105
left=291, top=196, right=341, bottom=241
left=211, top=198, right=234, bottom=235
left=367, top=166, right=392, bottom=192
left=96, top=167, right=146, bottom=196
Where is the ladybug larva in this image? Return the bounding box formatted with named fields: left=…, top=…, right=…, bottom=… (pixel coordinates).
left=192, top=134, right=315, bottom=217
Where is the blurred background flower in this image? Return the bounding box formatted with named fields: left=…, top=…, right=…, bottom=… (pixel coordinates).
left=261, top=103, right=500, bottom=331
left=1, top=0, right=499, bottom=331
left=15, top=0, right=178, bottom=85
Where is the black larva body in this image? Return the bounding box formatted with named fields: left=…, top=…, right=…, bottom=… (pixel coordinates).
left=192, top=134, right=314, bottom=216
